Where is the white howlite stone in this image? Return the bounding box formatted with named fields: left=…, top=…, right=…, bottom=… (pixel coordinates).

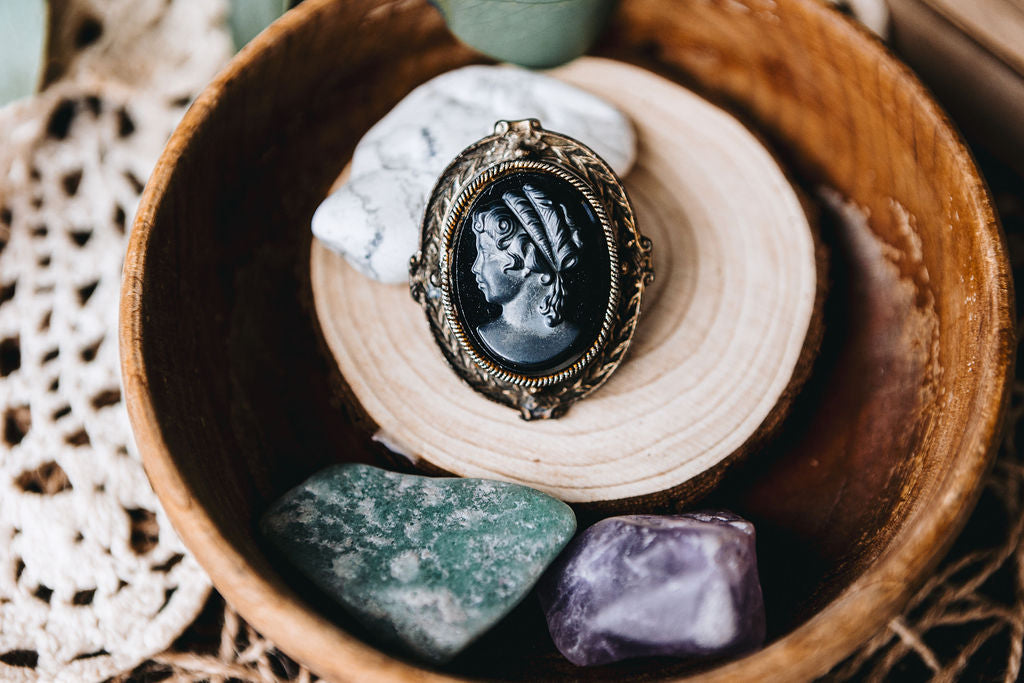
left=311, top=65, right=636, bottom=283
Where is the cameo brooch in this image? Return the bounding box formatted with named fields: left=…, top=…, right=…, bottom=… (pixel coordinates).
left=410, top=119, right=653, bottom=420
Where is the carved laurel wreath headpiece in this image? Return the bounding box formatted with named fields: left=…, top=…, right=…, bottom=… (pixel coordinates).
left=499, top=184, right=583, bottom=326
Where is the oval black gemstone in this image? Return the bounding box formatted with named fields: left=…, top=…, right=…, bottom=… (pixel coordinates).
left=452, top=171, right=611, bottom=377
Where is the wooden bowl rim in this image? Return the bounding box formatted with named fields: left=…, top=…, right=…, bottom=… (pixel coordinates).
left=118, top=0, right=1015, bottom=680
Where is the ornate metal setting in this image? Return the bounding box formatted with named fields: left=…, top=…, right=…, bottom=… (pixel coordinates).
left=410, top=119, right=653, bottom=420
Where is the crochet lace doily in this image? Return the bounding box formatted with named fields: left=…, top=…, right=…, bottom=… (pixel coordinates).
left=0, top=1, right=231, bottom=680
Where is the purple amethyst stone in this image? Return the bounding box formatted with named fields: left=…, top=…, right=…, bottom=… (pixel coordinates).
left=537, top=512, right=765, bottom=666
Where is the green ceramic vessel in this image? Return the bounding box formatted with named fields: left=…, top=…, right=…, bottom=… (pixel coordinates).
left=433, top=0, right=618, bottom=68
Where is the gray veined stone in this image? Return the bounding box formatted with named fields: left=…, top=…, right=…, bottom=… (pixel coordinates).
left=311, top=64, right=636, bottom=283
left=537, top=512, right=766, bottom=666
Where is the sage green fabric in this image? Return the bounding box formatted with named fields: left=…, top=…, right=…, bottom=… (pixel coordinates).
left=0, top=0, right=47, bottom=106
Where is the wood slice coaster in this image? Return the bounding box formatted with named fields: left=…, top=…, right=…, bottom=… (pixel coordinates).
left=311, top=57, right=822, bottom=507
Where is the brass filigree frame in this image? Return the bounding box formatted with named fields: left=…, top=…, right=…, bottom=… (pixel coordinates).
left=410, top=120, right=653, bottom=420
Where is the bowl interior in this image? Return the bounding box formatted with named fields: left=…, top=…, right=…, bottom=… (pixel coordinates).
left=122, top=0, right=1012, bottom=680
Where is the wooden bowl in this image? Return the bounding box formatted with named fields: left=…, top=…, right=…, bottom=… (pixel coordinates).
left=119, top=0, right=1014, bottom=680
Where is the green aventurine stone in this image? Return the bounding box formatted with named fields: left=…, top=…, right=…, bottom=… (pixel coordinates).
left=260, top=464, right=576, bottom=663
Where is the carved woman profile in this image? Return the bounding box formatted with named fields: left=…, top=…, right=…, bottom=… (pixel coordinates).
left=470, top=183, right=585, bottom=367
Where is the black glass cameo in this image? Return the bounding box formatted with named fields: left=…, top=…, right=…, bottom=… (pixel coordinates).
left=412, top=120, right=651, bottom=419
left=451, top=171, right=611, bottom=377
